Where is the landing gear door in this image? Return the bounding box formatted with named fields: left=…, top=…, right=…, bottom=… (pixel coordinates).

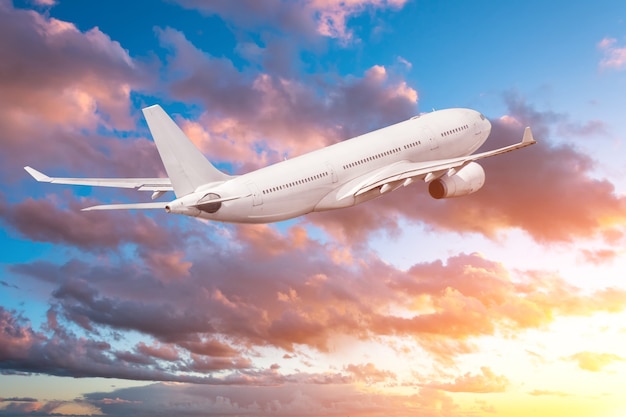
left=246, top=182, right=263, bottom=206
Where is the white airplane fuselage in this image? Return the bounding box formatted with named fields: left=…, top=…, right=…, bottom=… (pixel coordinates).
left=169, top=108, right=491, bottom=223
left=26, top=104, right=535, bottom=223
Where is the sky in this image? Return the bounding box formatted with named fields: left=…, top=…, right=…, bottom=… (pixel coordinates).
left=1, top=0, right=626, bottom=416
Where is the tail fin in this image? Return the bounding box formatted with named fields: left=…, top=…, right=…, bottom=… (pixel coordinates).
left=142, top=105, right=230, bottom=197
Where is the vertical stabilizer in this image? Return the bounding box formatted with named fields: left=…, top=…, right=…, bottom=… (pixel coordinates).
left=142, top=105, right=230, bottom=197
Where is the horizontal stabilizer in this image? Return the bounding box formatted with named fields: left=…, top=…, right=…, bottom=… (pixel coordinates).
left=81, top=202, right=167, bottom=211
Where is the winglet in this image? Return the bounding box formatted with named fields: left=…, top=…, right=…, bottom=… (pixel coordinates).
left=24, top=166, right=52, bottom=183
left=522, top=127, right=536, bottom=145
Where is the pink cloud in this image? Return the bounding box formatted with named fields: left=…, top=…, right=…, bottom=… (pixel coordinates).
left=174, top=0, right=409, bottom=42
left=143, top=251, right=192, bottom=280
left=0, top=3, right=143, bottom=130
left=598, top=37, right=626, bottom=70
left=311, top=0, right=409, bottom=42
left=0, top=3, right=158, bottom=180
left=157, top=27, right=417, bottom=168
left=136, top=342, right=180, bottom=362
left=579, top=248, right=620, bottom=265
left=31, top=0, right=57, bottom=6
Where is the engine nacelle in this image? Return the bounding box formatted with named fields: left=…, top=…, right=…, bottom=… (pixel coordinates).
left=428, top=162, right=485, bottom=199
left=164, top=191, right=223, bottom=217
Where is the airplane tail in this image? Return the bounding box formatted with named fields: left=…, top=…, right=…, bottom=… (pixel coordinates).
left=142, top=105, right=231, bottom=197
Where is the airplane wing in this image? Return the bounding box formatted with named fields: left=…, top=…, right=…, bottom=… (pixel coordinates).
left=81, top=202, right=168, bottom=211
left=24, top=166, right=173, bottom=192
left=338, top=127, right=536, bottom=200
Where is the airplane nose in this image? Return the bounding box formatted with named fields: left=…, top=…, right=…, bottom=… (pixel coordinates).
left=474, top=111, right=491, bottom=135
left=484, top=117, right=492, bottom=135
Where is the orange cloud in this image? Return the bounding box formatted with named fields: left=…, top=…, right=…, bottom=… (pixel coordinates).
left=422, top=367, right=509, bottom=393
left=136, top=341, right=180, bottom=362
left=144, top=251, right=192, bottom=280
left=344, top=362, right=397, bottom=384
left=567, top=351, right=624, bottom=372
left=579, top=248, right=620, bottom=265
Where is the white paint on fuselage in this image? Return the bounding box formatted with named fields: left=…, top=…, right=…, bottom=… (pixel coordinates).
left=195, top=108, right=491, bottom=223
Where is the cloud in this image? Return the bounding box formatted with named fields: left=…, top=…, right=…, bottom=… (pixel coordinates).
left=421, top=367, right=509, bottom=393
left=0, top=306, right=253, bottom=383
left=0, top=193, right=186, bottom=252
left=344, top=362, right=396, bottom=384
left=156, top=26, right=417, bottom=172
left=30, top=0, right=57, bottom=6
left=566, top=351, right=624, bottom=372
left=143, top=251, right=192, bottom=280
left=173, top=0, right=409, bottom=43
left=0, top=2, right=140, bottom=128
left=598, top=37, right=626, bottom=70
left=77, top=382, right=457, bottom=417
left=6, top=227, right=626, bottom=381
left=579, top=248, right=620, bottom=265
left=0, top=2, right=157, bottom=180
left=0, top=397, right=38, bottom=402
left=528, top=389, right=571, bottom=397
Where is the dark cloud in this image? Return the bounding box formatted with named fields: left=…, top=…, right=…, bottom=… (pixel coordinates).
left=0, top=306, right=250, bottom=383
left=79, top=381, right=454, bottom=417
left=0, top=193, right=189, bottom=252
left=0, top=398, right=38, bottom=402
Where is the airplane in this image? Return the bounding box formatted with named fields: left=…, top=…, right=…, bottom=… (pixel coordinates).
left=25, top=105, right=535, bottom=224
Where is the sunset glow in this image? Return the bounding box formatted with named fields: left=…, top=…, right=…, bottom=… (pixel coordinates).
left=1, top=1, right=625, bottom=416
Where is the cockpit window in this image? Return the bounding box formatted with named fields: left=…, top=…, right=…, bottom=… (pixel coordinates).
left=479, top=113, right=486, bottom=120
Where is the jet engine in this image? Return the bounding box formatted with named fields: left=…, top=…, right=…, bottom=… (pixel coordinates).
left=165, top=191, right=223, bottom=216
left=428, top=162, right=485, bottom=199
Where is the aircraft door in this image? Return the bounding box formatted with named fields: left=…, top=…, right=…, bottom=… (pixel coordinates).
left=424, top=127, right=438, bottom=150
left=246, top=182, right=263, bottom=206
left=326, top=162, right=338, bottom=183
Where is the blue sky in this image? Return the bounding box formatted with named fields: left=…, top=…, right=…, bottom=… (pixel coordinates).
left=1, top=1, right=626, bottom=416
